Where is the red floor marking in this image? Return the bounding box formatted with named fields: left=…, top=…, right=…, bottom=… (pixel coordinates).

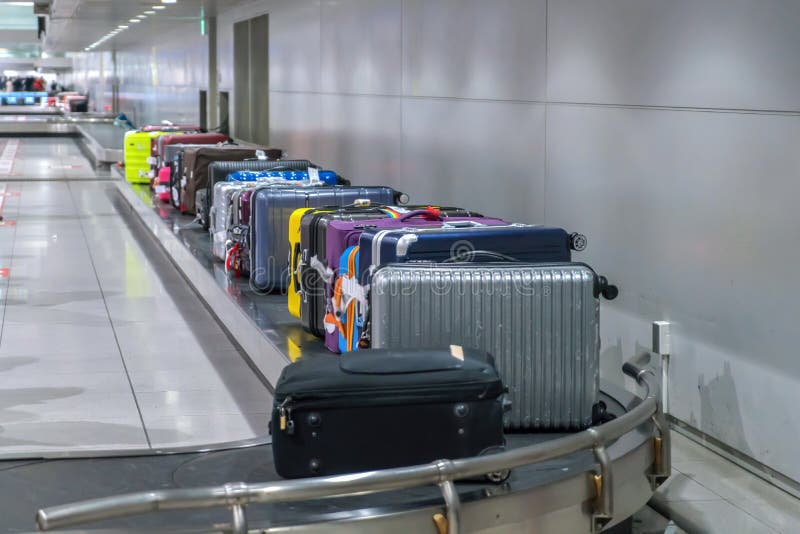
left=0, top=268, right=9, bottom=278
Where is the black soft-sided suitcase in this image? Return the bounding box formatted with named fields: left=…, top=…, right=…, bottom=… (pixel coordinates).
left=271, top=347, right=508, bottom=479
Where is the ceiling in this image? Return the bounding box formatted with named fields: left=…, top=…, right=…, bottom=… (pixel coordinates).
left=43, top=0, right=246, bottom=53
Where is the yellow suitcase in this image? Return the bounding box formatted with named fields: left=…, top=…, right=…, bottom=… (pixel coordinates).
left=288, top=207, right=314, bottom=319
left=124, top=130, right=192, bottom=184
left=124, top=131, right=155, bottom=184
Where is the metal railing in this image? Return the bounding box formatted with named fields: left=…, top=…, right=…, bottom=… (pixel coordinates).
left=36, top=359, right=670, bottom=534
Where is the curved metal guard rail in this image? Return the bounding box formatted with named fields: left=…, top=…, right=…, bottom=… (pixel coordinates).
left=36, top=359, right=670, bottom=534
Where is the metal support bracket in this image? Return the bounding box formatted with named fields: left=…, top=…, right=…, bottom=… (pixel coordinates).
left=649, top=408, right=672, bottom=489
left=224, top=482, right=249, bottom=534
left=231, top=504, right=247, bottom=534
left=588, top=429, right=613, bottom=533
left=439, top=479, right=461, bottom=534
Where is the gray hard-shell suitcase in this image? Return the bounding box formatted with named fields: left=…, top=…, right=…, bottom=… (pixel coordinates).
left=250, top=186, right=405, bottom=293
left=202, top=159, right=314, bottom=230
left=370, top=262, right=618, bottom=431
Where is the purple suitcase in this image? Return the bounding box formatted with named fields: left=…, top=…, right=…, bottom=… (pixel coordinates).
left=323, top=210, right=507, bottom=353
left=226, top=189, right=256, bottom=277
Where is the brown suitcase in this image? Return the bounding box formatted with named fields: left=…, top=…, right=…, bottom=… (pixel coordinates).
left=180, top=146, right=284, bottom=213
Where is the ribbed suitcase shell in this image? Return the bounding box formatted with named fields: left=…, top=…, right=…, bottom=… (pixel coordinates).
left=124, top=131, right=161, bottom=183
left=250, top=186, right=401, bottom=292
left=370, top=263, right=600, bottom=431
left=211, top=182, right=254, bottom=260
left=204, top=159, right=312, bottom=229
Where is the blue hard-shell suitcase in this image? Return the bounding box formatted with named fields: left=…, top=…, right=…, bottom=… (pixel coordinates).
left=250, top=186, right=405, bottom=292
left=228, top=170, right=340, bottom=185
left=357, top=222, right=587, bottom=285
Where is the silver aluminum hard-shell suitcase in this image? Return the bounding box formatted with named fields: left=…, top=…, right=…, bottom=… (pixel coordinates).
left=211, top=181, right=251, bottom=260
left=370, top=262, right=602, bottom=431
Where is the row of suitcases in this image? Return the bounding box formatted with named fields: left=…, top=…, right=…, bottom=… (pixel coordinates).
left=125, top=127, right=619, bottom=480
left=198, top=165, right=619, bottom=431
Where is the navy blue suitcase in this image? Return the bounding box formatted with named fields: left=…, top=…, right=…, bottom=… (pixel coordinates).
left=357, top=222, right=586, bottom=284
left=250, top=185, right=407, bottom=293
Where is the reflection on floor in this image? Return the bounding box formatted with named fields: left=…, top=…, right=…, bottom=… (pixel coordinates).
left=654, top=432, right=800, bottom=533
left=0, top=139, right=270, bottom=456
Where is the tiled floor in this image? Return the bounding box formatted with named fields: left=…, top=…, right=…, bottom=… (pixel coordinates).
left=0, top=137, right=104, bottom=180
left=653, top=431, right=800, bottom=533
left=0, top=139, right=271, bottom=456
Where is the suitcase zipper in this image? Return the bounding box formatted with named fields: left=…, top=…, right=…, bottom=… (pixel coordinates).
left=275, top=379, right=502, bottom=428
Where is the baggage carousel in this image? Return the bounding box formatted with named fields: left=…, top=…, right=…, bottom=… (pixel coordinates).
left=29, top=181, right=672, bottom=533
left=0, top=110, right=124, bottom=168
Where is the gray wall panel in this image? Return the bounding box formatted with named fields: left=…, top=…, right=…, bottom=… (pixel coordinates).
left=403, top=0, right=547, bottom=101
left=266, top=0, right=321, bottom=93
left=268, top=91, right=322, bottom=163
left=320, top=0, right=402, bottom=96
left=402, top=99, right=545, bottom=222
left=548, top=0, right=800, bottom=111
left=546, top=104, right=800, bottom=480
left=318, top=94, right=402, bottom=187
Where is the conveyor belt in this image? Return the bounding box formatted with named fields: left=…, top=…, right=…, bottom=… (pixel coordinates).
left=59, top=180, right=668, bottom=534
left=0, top=112, right=125, bottom=168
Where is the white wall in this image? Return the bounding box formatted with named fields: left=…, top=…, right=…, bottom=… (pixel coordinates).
left=63, top=51, right=113, bottom=112
left=72, top=0, right=800, bottom=484
left=68, top=20, right=208, bottom=127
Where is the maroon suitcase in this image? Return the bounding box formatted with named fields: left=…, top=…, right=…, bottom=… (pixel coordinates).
left=180, top=146, right=285, bottom=214
left=150, top=133, right=229, bottom=182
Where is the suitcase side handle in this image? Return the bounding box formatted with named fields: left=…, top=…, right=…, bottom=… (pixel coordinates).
left=441, top=220, right=487, bottom=228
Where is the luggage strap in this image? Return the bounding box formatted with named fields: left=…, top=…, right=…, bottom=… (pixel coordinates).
left=308, top=255, right=333, bottom=283
left=329, top=247, right=366, bottom=350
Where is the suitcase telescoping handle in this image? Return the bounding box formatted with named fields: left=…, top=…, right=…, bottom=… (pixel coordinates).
left=291, top=243, right=304, bottom=295
left=444, top=250, right=520, bottom=263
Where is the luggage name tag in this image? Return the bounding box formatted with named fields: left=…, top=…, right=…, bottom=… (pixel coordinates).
left=308, top=167, right=321, bottom=185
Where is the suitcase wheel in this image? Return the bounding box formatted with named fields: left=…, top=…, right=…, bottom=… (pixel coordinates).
left=591, top=401, right=617, bottom=425
left=478, top=445, right=511, bottom=484
left=569, top=232, right=588, bottom=251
